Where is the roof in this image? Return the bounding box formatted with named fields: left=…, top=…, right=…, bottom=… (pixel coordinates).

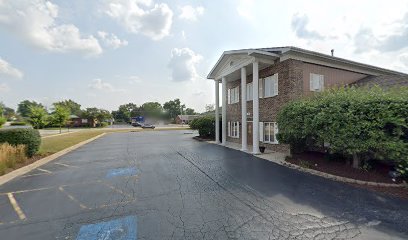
left=69, top=115, right=80, bottom=119
left=352, top=75, right=408, bottom=88
left=177, top=115, right=200, bottom=121
left=207, top=46, right=408, bottom=79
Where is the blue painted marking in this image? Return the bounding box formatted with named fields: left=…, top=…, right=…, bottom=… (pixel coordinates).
left=106, top=167, right=138, bottom=178
left=76, top=215, right=137, bottom=240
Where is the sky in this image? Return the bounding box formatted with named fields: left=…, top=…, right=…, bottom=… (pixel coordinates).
left=1, top=0, right=408, bottom=112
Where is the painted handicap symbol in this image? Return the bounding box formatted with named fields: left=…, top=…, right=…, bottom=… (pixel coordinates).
left=76, top=215, right=137, bottom=240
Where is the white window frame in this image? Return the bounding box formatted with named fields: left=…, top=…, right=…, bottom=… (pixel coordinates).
left=228, top=86, right=239, bottom=104
left=246, top=82, right=253, bottom=101
left=228, top=121, right=240, bottom=138
left=260, top=122, right=278, bottom=144
left=310, top=73, right=324, bottom=92
left=262, top=73, right=279, bottom=98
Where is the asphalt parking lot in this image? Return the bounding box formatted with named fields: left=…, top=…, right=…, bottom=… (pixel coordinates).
left=0, top=130, right=407, bottom=239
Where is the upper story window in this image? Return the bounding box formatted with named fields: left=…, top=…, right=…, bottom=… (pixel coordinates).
left=246, top=82, right=253, bottom=101
left=260, top=73, right=278, bottom=98
left=310, top=73, right=324, bottom=92
left=228, top=86, right=239, bottom=104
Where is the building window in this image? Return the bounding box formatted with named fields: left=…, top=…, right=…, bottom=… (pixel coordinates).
left=260, top=122, right=278, bottom=143
left=262, top=73, right=278, bottom=98
left=246, top=82, right=253, bottom=101
left=310, top=73, right=324, bottom=92
left=228, top=121, right=240, bottom=138
left=228, top=86, right=239, bottom=104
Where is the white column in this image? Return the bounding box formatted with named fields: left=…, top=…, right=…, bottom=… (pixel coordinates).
left=221, top=77, right=227, bottom=145
left=215, top=80, right=220, bottom=143
left=241, top=67, right=248, bottom=151
left=252, top=61, right=260, bottom=154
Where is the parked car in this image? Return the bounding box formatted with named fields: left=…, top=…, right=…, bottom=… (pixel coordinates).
left=131, top=122, right=142, bottom=127
left=141, top=123, right=155, bottom=129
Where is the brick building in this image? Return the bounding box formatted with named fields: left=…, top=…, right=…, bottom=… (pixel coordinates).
left=207, top=47, right=408, bottom=154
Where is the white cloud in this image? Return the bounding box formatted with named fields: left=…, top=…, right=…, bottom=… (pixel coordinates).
left=128, top=75, right=141, bottom=84
left=179, top=5, right=204, bottom=21
left=237, top=0, right=254, bottom=20
left=291, top=13, right=324, bottom=40
left=168, top=48, right=202, bottom=82
left=0, top=83, right=10, bottom=92
left=104, top=0, right=173, bottom=40
left=88, top=78, right=125, bottom=92
left=0, top=57, right=23, bottom=79
left=97, top=31, right=128, bottom=49
left=0, top=0, right=102, bottom=56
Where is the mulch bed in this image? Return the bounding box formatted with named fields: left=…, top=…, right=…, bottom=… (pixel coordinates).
left=286, top=151, right=408, bottom=199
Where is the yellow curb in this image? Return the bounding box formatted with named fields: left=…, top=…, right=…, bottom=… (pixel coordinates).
left=0, top=133, right=106, bottom=186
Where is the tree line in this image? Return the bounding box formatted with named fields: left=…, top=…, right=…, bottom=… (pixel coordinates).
left=0, top=98, right=200, bottom=130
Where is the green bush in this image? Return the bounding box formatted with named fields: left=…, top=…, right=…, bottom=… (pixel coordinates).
left=190, top=116, right=216, bottom=138
left=97, top=122, right=109, bottom=128
left=10, top=122, right=27, bottom=126
left=277, top=86, right=408, bottom=170
left=0, top=117, right=5, bottom=128
left=0, top=128, right=41, bottom=157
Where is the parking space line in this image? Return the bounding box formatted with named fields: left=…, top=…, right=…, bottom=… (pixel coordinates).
left=21, top=172, right=52, bottom=178
left=102, top=182, right=133, bottom=198
left=58, top=186, right=88, bottom=209
left=54, top=162, right=79, bottom=168
left=7, top=193, right=26, bottom=220
left=37, top=168, right=52, bottom=174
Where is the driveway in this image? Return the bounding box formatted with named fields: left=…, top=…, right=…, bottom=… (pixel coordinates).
left=0, top=130, right=407, bottom=239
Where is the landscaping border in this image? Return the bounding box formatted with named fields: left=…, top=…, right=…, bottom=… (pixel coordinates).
left=0, top=133, right=106, bottom=186
left=201, top=138, right=406, bottom=188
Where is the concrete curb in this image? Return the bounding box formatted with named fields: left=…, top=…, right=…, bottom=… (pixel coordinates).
left=0, top=133, right=106, bottom=186
left=41, top=130, right=78, bottom=139
left=202, top=139, right=406, bottom=188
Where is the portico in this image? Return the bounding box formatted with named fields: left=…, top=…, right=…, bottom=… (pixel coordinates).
left=208, top=50, right=279, bottom=154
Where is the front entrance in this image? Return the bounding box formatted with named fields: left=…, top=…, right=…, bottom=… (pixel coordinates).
left=247, top=122, right=253, bottom=146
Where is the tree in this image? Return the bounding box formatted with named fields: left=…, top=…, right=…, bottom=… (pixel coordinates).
left=185, top=108, right=196, bottom=115
left=140, top=102, right=163, bottom=119
left=3, top=107, right=15, bottom=119
left=27, top=106, right=48, bottom=129
left=205, top=104, right=215, bottom=113
left=53, top=99, right=82, bottom=116
left=112, top=103, right=138, bottom=122
left=18, top=100, right=43, bottom=118
left=163, top=98, right=185, bottom=120
left=51, top=105, right=70, bottom=133
left=83, top=108, right=111, bottom=127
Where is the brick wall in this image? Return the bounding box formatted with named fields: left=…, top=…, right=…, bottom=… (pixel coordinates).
left=225, top=59, right=304, bottom=153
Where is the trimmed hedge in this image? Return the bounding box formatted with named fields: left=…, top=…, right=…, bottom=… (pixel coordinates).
left=277, top=86, right=408, bottom=173
left=190, top=115, right=216, bottom=138
left=10, top=122, right=27, bottom=126
left=0, top=128, right=41, bottom=157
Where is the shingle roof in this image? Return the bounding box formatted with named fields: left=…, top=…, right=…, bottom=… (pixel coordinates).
left=352, top=75, right=408, bottom=88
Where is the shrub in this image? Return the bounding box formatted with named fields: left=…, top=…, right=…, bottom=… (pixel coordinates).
left=190, top=116, right=216, bottom=138
left=277, top=86, right=408, bottom=169
left=97, top=122, right=109, bottom=128
left=0, top=128, right=41, bottom=157
left=10, top=122, right=27, bottom=126
left=0, top=117, right=6, bottom=128
left=0, top=143, right=27, bottom=175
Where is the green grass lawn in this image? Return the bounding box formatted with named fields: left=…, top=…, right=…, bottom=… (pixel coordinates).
left=39, top=130, right=107, bottom=154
